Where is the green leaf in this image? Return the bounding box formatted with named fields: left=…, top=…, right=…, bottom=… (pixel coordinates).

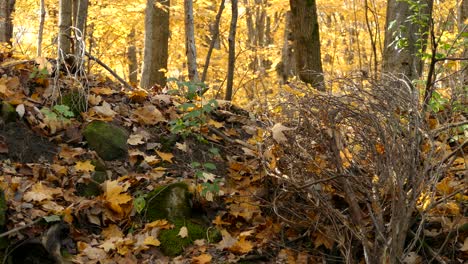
left=43, top=215, right=61, bottom=223
left=191, top=162, right=201, bottom=168
left=203, top=162, right=216, bottom=170
left=134, top=196, right=146, bottom=214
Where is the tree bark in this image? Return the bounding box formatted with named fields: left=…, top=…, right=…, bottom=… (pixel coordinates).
left=382, top=0, right=433, bottom=80
left=0, top=0, right=15, bottom=45
left=184, top=0, right=199, bottom=82
left=37, top=0, right=46, bottom=56
left=277, top=11, right=295, bottom=84
left=225, top=0, right=238, bottom=101
left=289, top=0, right=325, bottom=91
left=74, top=0, right=88, bottom=74
left=58, top=0, right=73, bottom=62
left=140, top=0, right=170, bottom=89
left=127, top=28, right=138, bottom=85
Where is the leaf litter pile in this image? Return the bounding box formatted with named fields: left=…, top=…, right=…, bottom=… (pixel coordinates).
left=0, top=58, right=276, bottom=263
left=0, top=57, right=466, bottom=263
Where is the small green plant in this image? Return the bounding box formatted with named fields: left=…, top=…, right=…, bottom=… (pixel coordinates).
left=168, top=79, right=218, bottom=138
left=428, top=91, right=449, bottom=112
left=29, top=66, right=49, bottom=80
left=41, top=104, right=75, bottom=123
left=190, top=148, right=222, bottom=197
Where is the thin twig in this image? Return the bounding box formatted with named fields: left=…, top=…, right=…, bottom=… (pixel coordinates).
left=0, top=218, right=42, bottom=238
left=84, top=51, right=133, bottom=90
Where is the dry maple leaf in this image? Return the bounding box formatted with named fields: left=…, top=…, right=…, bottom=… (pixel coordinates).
left=75, top=160, right=95, bottom=172
left=229, top=236, right=254, bottom=254
left=131, top=104, right=165, bottom=125
left=24, top=182, right=62, bottom=202
left=192, top=253, right=212, bottom=264
left=127, top=133, right=145, bottom=145
left=93, top=101, right=117, bottom=118
left=103, top=180, right=132, bottom=215
left=216, top=229, right=237, bottom=250
left=156, top=151, right=174, bottom=163
left=271, top=123, right=294, bottom=143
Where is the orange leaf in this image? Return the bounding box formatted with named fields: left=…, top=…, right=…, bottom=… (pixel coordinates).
left=192, top=253, right=212, bottom=264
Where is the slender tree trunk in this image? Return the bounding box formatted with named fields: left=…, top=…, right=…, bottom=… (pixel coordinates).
left=74, top=0, right=88, bottom=74
left=225, top=0, right=238, bottom=101
left=382, top=0, right=433, bottom=80
left=0, top=0, right=15, bottom=45
left=459, top=0, right=467, bottom=86
left=58, top=0, right=73, bottom=62
left=140, top=0, right=170, bottom=89
left=37, top=0, right=46, bottom=56
left=184, top=0, right=199, bottom=82
left=127, top=28, right=138, bottom=85
left=289, top=0, right=325, bottom=90
left=201, top=0, right=225, bottom=83
left=277, top=11, right=295, bottom=84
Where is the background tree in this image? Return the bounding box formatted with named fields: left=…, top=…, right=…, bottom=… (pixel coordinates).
left=184, top=0, right=199, bottom=82
left=459, top=0, right=467, bottom=86
left=127, top=28, right=138, bottom=86
left=37, top=0, right=45, bottom=56
left=0, top=0, right=15, bottom=45
left=382, top=0, right=433, bottom=80
left=58, top=0, right=72, bottom=62
left=225, top=0, right=238, bottom=100
left=289, top=0, right=325, bottom=90
left=140, top=0, right=170, bottom=89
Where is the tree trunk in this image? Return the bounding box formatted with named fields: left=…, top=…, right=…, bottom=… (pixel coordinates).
left=459, top=0, right=467, bottom=86
left=58, top=0, right=73, bottom=62
left=277, top=11, right=295, bottom=84
left=74, top=0, right=88, bottom=74
left=289, top=0, right=325, bottom=91
left=140, top=0, right=170, bottom=89
left=37, top=0, right=45, bottom=56
left=225, top=0, right=238, bottom=101
left=0, top=0, right=15, bottom=45
left=127, top=28, right=138, bottom=86
left=184, top=0, right=199, bottom=82
left=201, top=0, right=225, bottom=83
left=382, top=0, right=433, bottom=80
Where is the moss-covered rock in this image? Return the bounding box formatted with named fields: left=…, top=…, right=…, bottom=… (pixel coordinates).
left=1, top=101, right=16, bottom=123
left=61, top=90, right=87, bottom=116
left=146, top=182, right=191, bottom=222
left=159, top=219, right=220, bottom=256
left=83, top=121, right=128, bottom=161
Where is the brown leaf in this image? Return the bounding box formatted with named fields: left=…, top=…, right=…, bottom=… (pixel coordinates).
left=192, top=253, right=212, bottom=264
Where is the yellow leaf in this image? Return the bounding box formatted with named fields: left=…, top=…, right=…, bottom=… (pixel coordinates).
left=156, top=151, right=174, bottom=163
left=192, top=253, right=212, bottom=264
left=208, top=119, right=224, bottom=128
left=127, top=133, right=145, bottom=145
left=103, top=180, right=132, bottom=215
left=144, top=236, right=161, bottom=246
left=75, top=160, right=95, bottom=172
left=90, top=87, right=117, bottom=95
left=24, top=182, right=62, bottom=202
left=229, top=236, right=254, bottom=254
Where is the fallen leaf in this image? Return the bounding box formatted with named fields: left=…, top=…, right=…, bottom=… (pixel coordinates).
left=271, top=123, right=293, bottom=143
left=156, top=151, right=174, bottom=163
left=103, top=180, right=132, bottom=215
left=90, top=87, right=117, bottom=95
left=460, top=237, right=468, bottom=252
left=216, top=229, right=237, bottom=250
left=75, top=160, right=95, bottom=172
left=128, top=133, right=145, bottom=145
left=192, top=253, right=212, bottom=264
left=229, top=236, right=254, bottom=254
left=178, top=226, right=188, bottom=238
left=314, top=232, right=334, bottom=250
left=93, top=101, right=116, bottom=118
left=16, top=104, right=25, bottom=118
left=132, top=104, right=165, bottom=125
left=24, top=182, right=62, bottom=202
left=144, top=235, right=161, bottom=246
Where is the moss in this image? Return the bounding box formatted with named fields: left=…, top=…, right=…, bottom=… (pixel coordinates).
left=145, top=182, right=191, bottom=222
left=159, top=219, right=219, bottom=257
left=83, top=121, right=128, bottom=161
left=1, top=101, right=16, bottom=123
left=61, top=90, right=87, bottom=116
